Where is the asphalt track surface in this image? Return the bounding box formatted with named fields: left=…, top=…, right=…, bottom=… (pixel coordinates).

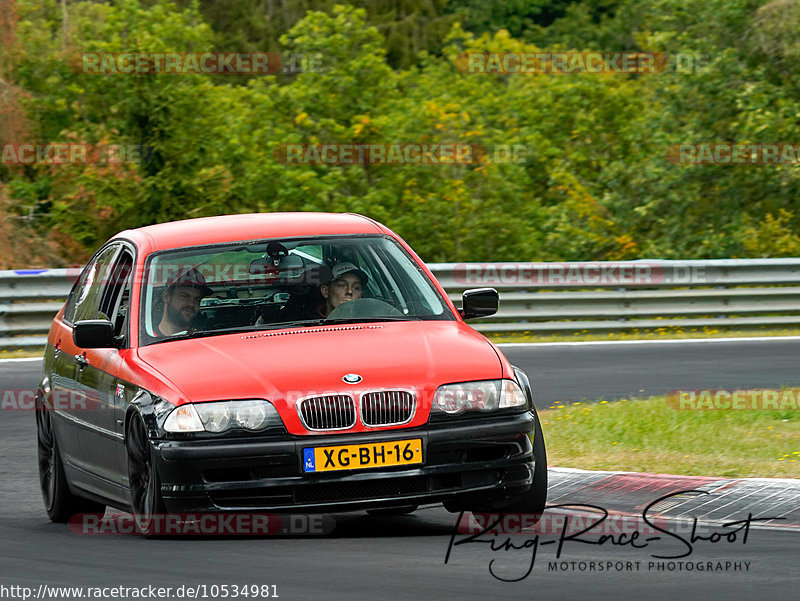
left=501, top=337, right=800, bottom=404
left=1, top=339, right=798, bottom=600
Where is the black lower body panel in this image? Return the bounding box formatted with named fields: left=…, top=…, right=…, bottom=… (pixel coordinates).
left=152, top=412, right=536, bottom=513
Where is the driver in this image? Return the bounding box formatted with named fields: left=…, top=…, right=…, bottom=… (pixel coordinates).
left=315, top=262, right=367, bottom=318
left=156, top=267, right=212, bottom=336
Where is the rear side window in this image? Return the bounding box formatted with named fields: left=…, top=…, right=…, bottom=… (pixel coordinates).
left=64, top=244, right=120, bottom=324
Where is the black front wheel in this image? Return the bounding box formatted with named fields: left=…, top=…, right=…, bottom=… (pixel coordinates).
left=126, top=415, right=165, bottom=536
left=36, top=395, right=105, bottom=522
left=491, top=412, right=548, bottom=515
left=444, top=411, right=548, bottom=517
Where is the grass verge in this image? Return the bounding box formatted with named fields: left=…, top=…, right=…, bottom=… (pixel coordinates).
left=0, top=348, right=44, bottom=359
left=539, top=396, right=800, bottom=478
left=486, top=326, right=800, bottom=344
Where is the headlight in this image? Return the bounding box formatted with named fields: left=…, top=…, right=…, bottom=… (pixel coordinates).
left=164, top=400, right=282, bottom=433
left=432, top=379, right=528, bottom=415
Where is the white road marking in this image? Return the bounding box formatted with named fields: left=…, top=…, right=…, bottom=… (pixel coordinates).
left=498, top=335, right=800, bottom=348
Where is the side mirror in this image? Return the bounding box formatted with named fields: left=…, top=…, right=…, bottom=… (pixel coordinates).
left=460, top=288, right=499, bottom=319
left=73, top=319, right=117, bottom=349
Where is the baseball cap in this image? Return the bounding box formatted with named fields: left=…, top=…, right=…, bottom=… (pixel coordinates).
left=328, top=262, right=368, bottom=285
left=165, top=267, right=213, bottom=296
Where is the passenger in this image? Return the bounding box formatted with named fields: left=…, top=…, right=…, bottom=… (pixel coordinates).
left=156, top=267, right=212, bottom=336
left=313, top=262, right=367, bottom=318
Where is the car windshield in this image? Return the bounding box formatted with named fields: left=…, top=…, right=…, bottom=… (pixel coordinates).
left=139, top=235, right=453, bottom=344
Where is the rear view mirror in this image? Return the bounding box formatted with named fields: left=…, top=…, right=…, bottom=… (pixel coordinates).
left=73, top=319, right=117, bottom=348
left=248, top=258, right=279, bottom=277
left=249, top=255, right=304, bottom=277
left=460, top=288, right=499, bottom=319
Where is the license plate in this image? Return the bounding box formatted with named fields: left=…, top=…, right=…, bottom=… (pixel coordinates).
left=303, top=438, right=423, bottom=473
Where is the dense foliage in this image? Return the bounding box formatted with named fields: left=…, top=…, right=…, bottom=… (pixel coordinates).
left=1, top=0, right=799, bottom=267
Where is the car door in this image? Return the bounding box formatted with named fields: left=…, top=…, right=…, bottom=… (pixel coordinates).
left=52, top=243, right=121, bottom=470
left=73, top=246, right=135, bottom=493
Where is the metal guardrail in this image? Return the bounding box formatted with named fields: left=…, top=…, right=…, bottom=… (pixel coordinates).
left=0, top=269, right=76, bottom=350
left=2, top=259, right=800, bottom=349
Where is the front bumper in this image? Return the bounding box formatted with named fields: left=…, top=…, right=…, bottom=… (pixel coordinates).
left=152, top=411, right=536, bottom=512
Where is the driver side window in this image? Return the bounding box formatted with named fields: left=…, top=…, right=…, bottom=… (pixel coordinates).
left=65, top=244, right=120, bottom=324
left=63, top=244, right=134, bottom=345
left=101, top=250, right=134, bottom=342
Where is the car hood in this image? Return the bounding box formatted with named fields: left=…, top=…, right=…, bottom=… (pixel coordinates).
left=136, top=320, right=505, bottom=434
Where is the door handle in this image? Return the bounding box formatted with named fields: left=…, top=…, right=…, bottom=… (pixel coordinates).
left=74, top=353, right=88, bottom=369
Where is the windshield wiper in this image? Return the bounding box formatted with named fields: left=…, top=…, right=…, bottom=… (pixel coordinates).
left=257, top=319, right=328, bottom=329
left=149, top=317, right=416, bottom=343
left=151, top=324, right=267, bottom=342
left=323, top=316, right=418, bottom=324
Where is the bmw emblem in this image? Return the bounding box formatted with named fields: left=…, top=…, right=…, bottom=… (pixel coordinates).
left=342, top=373, right=362, bottom=384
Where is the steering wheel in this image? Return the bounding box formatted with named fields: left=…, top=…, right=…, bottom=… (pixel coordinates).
left=326, top=298, right=403, bottom=320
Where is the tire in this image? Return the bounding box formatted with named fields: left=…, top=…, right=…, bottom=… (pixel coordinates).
left=493, top=411, right=548, bottom=515
left=126, top=415, right=165, bottom=537
left=366, top=505, right=418, bottom=517
left=444, top=411, right=548, bottom=517
left=36, top=396, right=105, bottom=522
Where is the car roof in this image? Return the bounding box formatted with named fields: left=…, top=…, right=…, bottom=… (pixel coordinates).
left=112, top=212, right=387, bottom=254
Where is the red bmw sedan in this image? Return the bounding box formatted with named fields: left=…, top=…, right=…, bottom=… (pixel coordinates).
left=36, top=213, right=546, bottom=531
